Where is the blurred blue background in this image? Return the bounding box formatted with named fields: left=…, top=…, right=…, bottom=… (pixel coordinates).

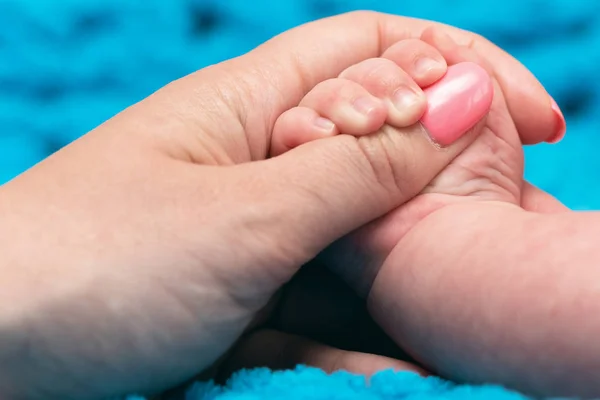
left=0, top=0, right=597, bottom=209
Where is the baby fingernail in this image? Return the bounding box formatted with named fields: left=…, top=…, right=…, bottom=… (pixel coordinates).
left=547, top=97, right=566, bottom=144
left=353, top=96, right=381, bottom=116
left=314, top=117, right=335, bottom=132
left=414, top=57, right=445, bottom=76
left=392, top=87, right=423, bottom=111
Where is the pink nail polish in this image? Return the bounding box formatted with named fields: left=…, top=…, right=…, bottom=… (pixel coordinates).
left=547, top=98, right=566, bottom=144
left=420, top=62, right=493, bottom=147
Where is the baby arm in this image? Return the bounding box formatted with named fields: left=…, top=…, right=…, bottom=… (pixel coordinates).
left=369, top=202, right=600, bottom=398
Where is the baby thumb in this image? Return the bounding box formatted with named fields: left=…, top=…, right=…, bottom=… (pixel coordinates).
left=234, top=62, right=493, bottom=278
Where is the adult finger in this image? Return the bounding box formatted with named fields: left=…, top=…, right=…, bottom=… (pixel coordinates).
left=195, top=11, right=560, bottom=153
left=418, top=25, right=565, bottom=145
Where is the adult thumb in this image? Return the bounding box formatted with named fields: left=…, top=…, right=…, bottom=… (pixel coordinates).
left=233, top=62, right=493, bottom=275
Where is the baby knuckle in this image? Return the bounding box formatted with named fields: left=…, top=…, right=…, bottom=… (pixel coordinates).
left=353, top=128, right=421, bottom=202
left=304, top=79, right=344, bottom=104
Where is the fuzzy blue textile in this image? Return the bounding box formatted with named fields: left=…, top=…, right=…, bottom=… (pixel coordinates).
left=147, top=367, right=531, bottom=400
left=0, top=0, right=597, bottom=399
left=1, top=0, right=600, bottom=208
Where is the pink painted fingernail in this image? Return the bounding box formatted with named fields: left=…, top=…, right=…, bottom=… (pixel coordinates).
left=547, top=98, right=566, bottom=144
left=420, top=62, right=493, bottom=147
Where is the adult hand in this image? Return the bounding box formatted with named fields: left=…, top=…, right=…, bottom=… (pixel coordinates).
left=0, top=11, right=561, bottom=400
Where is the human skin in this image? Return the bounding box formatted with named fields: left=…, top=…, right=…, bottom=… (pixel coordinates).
left=271, top=41, right=492, bottom=155
left=353, top=78, right=588, bottom=396
left=0, top=12, right=562, bottom=400
left=269, top=28, right=600, bottom=398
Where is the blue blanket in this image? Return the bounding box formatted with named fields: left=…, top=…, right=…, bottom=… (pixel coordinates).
left=1, top=0, right=600, bottom=210
left=127, top=367, right=530, bottom=400
left=0, top=0, right=597, bottom=398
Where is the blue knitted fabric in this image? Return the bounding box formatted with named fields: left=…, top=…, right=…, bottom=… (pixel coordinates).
left=141, top=367, right=532, bottom=400
left=1, top=0, right=600, bottom=211
left=0, top=0, right=597, bottom=399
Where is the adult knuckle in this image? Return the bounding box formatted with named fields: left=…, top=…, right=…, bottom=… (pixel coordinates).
left=362, top=60, right=399, bottom=89
left=305, top=79, right=345, bottom=105
left=463, top=32, right=485, bottom=51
